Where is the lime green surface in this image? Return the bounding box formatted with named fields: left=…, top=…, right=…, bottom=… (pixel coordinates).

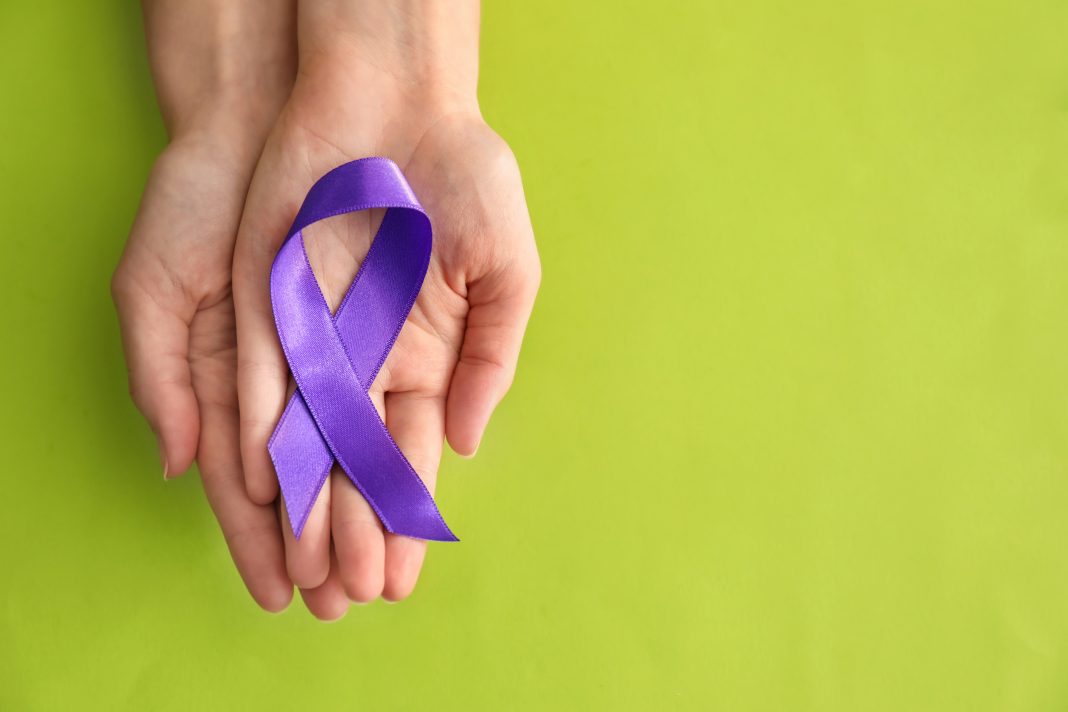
left=3, top=1, right=1068, bottom=709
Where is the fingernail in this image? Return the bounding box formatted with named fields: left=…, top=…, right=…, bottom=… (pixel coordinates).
left=160, top=443, right=171, bottom=480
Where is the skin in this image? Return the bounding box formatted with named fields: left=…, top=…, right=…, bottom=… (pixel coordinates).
left=113, top=0, right=540, bottom=619
left=113, top=0, right=298, bottom=610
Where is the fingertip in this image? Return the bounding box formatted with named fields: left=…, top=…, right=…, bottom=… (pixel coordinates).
left=311, top=601, right=349, bottom=622
left=445, top=363, right=510, bottom=462
left=246, top=474, right=280, bottom=506
left=343, top=576, right=382, bottom=606
left=446, top=432, right=480, bottom=459
left=381, top=577, right=417, bottom=603
left=235, top=553, right=294, bottom=614
left=225, top=519, right=295, bottom=615
left=161, top=444, right=197, bottom=480
left=152, top=391, right=200, bottom=479
left=343, top=569, right=384, bottom=605
left=288, top=561, right=330, bottom=591
left=304, top=594, right=349, bottom=622
left=335, top=519, right=385, bottom=604
left=283, top=485, right=332, bottom=590
left=299, top=563, right=351, bottom=621
left=210, top=497, right=293, bottom=620
left=115, top=271, right=201, bottom=479
left=331, top=468, right=387, bottom=604
left=443, top=396, right=484, bottom=457
left=253, top=584, right=294, bottom=614
left=445, top=416, right=484, bottom=459
left=382, top=536, right=427, bottom=603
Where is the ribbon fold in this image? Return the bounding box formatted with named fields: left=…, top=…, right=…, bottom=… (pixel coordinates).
left=268, top=157, right=457, bottom=542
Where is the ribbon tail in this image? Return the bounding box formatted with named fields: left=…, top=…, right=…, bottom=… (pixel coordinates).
left=268, top=393, right=333, bottom=538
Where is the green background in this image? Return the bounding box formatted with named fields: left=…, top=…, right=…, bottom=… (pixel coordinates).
left=2, top=1, right=1067, bottom=709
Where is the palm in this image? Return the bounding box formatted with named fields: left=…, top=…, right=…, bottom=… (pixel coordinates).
left=114, top=138, right=295, bottom=611
left=133, top=143, right=244, bottom=465
left=115, top=139, right=247, bottom=470
left=233, top=106, right=539, bottom=616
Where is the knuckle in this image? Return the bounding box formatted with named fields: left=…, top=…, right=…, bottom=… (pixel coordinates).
left=334, top=513, right=382, bottom=541
left=461, top=353, right=515, bottom=390
left=236, top=356, right=287, bottom=384
left=110, top=264, right=133, bottom=305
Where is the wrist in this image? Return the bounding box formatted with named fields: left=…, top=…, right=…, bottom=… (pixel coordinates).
left=166, top=100, right=279, bottom=168
left=144, top=0, right=296, bottom=152
left=296, top=0, right=481, bottom=123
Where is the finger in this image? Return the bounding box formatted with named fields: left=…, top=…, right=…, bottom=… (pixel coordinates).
left=112, top=265, right=199, bottom=477
left=331, top=466, right=386, bottom=604
left=281, top=469, right=332, bottom=589
left=197, top=397, right=292, bottom=613
left=299, top=551, right=350, bottom=622
left=232, top=154, right=303, bottom=505
left=382, top=391, right=445, bottom=601
left=445, top=265, right=540, bottom=456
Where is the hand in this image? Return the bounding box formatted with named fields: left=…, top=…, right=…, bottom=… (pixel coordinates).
left=112, top=1, right=297, bottom=611
left=233, top=7, right=540, bottom=618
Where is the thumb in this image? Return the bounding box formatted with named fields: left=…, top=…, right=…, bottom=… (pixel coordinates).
left=112, top=264, right=200, bottom=478
left=445, top=262, right=540, bottom=457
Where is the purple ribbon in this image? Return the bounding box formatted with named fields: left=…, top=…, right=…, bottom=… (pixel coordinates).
left=267, top=157, right=457, bottom=542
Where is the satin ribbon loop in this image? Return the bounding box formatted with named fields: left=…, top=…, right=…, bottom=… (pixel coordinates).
left=268, top=157, right=457, bottom=542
